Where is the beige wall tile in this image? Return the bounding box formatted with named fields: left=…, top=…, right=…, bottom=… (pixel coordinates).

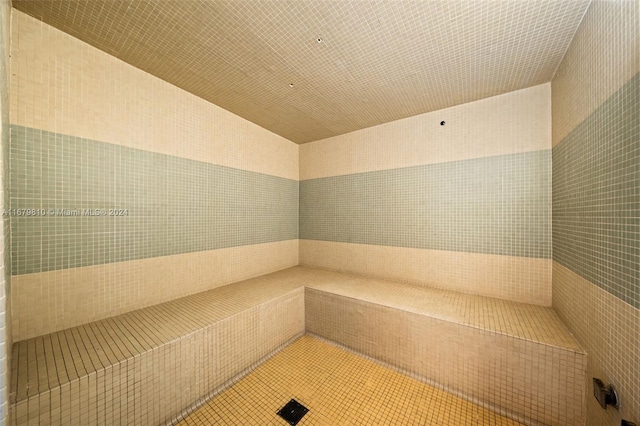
left=11, top=240, right=299, bottom=341
left=300, top=83, right=550, bottom=180
left=300, top=240, right=551, bottom=306
left=298, top=82, right=551, bottom=307
left=551, top=1, right=639, bottom=146
left=553, top=262, right=640, bottom=425
left=10, top=10, right=298, bottom=180
left=0, top=3, right=11, bottom=424
left=9, top=10, right=301, bottom=344
left=551, top=1, right=639, bottom=424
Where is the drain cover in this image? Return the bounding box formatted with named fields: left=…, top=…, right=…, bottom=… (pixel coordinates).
left=276, top=399, right=309, bottom=425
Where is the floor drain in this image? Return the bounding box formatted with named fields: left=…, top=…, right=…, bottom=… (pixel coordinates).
left=276, top=399, right=309, bottom=425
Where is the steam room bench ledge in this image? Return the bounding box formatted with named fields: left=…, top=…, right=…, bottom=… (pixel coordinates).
left=10, top=271, right=307, bottom=426
left=301, top=267, right=587, bottom=426
left=11, top=266, right=586, bottom=426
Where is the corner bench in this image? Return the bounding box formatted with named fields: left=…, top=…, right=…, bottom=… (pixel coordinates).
left=10, top=274, right=306, bottom=426
left=10, top=266, right=585, bottom=426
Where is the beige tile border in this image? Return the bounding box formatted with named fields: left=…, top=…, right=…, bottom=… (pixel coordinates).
left=11, top=239, right=299, bottom=341
left=10, top=10, right=298, bottom=180
left=299, top=240, right=551, bottom=306
left=300, top=83, right=550, bottom=180
left=553, top=262, right=640, bottom=425
left=551, top=1, right=639, bottom=146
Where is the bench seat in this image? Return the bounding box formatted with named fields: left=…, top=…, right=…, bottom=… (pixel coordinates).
left=10, top=266, right=586, bottom=425
left=10, top=273, right=306, bottom=425
left=300, top=268, right=586, bottom=425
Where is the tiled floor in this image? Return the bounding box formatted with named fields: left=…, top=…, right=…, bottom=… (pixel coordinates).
left=177, top=335, right=524, bottom=425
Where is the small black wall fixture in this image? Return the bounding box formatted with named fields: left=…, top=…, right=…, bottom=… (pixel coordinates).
left=593, top=378, right=619, bottom=409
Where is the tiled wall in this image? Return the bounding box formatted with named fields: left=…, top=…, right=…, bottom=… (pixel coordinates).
left=551, top=1, right=640, bottom=424
left=9, top=10, right=300, bottom=341
left=300, top=84, right=552, bottom=305
left=0, top=1, right=10, bottom=422
left=554, top=75, right=639, bottom=309
left=10, top=125, right=298, bottom=276
left=301, top=150, right=550, bottom=258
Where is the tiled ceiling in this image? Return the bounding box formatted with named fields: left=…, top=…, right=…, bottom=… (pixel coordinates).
left=14, top=0, right=592, bottom=144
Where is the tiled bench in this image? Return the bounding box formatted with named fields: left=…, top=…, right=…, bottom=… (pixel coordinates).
left=302, top=269, right=587, bottom=426
left=10, top=267, right=586, bottom=426
left=10, top=275, right=306, bottom=425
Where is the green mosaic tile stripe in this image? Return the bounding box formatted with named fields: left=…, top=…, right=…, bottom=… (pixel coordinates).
left=10, top=125, right=299, bottom=275
left=553, top=73, right=640, bottom=310
left=300, top=150, right=551, bottom=259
